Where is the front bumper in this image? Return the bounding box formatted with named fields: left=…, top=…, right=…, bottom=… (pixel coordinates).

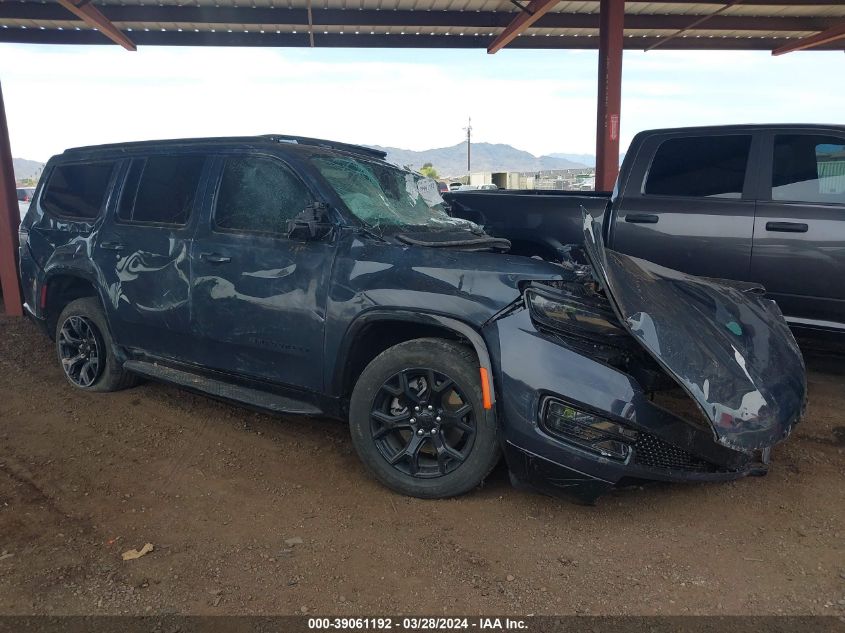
left=483, top=309, right=775, bottom=504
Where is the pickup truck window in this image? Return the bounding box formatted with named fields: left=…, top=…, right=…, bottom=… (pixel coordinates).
left=41, top=161, right=116, bottom=219
left=311, top=155, right=475, bottom=232
left=117, top=155, right=205, bottom=226
left=644, top=135, right=751, bottom=199
left=772, top=135, right=845, bottom=205
left=213, top=156, right=313, bottom=236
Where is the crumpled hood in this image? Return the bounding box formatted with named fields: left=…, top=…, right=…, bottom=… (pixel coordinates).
left=338, top=236, right=567, bottom=327
left=582, top=208, right=806, bottom=452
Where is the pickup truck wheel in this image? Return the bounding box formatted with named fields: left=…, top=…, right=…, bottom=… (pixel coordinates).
left=55, top=297, right=138, bottom=392
left=349, top=338, right=499, bottom=498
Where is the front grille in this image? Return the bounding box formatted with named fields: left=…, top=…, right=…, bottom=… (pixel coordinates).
left=633, top=432, right=717, bottom=472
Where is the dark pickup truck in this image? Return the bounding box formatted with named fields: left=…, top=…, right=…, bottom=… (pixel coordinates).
left=446, top=124, right=845, bottom=335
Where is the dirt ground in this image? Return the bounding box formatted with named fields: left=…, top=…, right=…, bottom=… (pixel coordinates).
left=0, top=312, right=843, bottom=617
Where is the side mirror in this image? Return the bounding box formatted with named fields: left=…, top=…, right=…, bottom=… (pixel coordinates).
left=287, top=202, right=333, bottom=241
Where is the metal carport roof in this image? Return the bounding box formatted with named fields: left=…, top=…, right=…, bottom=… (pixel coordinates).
left=0, top=1, right=844, bottom=53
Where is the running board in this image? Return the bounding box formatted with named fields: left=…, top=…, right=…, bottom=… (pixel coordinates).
left=123, top=360, right=323, bottom=416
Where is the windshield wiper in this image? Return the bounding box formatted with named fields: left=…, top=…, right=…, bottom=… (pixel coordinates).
left=395, top=231, right=511, bottom=252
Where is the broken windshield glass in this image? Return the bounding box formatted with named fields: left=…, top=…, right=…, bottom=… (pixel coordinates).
left=311, top=155, right=478, bottom=233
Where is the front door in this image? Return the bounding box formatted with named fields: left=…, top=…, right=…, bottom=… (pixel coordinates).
left=751, top=132, right=845, bottom=329
left=93, top=154, right=208, bottom=358
left=189, top=153, right=335, bottom=391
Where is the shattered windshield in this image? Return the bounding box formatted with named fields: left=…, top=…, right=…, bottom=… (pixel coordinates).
left=311, top=155, right=478, bottom=233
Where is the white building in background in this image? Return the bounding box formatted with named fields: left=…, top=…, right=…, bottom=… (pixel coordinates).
left=453, top=168, right=595, bottom=191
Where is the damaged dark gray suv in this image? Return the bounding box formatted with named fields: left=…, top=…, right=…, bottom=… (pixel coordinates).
left=18, top=135, right=807, bottom=503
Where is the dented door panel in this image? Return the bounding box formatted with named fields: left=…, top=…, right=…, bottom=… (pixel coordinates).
left=189, top=230, right=334, bottom=390
left=91, top=160, right=208, bottom=359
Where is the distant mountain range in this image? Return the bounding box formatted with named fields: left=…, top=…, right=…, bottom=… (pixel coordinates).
left=371, top=142, right=594, bottom=176
left=547, top=152, right=597, bottom=168
left=13, top=157, right=45, bottom=182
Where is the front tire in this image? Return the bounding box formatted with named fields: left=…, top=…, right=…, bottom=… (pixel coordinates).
left=55, top=297, right=137, bottom=392
left=349, top=338, right=499, bottom=498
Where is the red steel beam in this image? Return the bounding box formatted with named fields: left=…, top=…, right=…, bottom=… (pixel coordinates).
left=487, top=0, right=561, bottom=54
left=772, top=20, right=845, bottom=55
left=57, top=0, right=136, bottom=51
left=0, top=82, right=23, bottom=317
left=595, top=0, right=624, bottom=192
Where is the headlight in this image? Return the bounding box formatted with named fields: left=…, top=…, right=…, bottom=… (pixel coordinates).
left=525, top=287, right=625, bottom=339
left=542, top=399, right=637, bottom=460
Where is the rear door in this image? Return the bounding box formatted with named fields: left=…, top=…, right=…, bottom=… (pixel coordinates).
left=750, top=131, right=845, bottom=329
left=188, top=152, right=335, bottom=391
left=92, top=153, right=209, bottom=358
left=609, top=132, right=759, bottom=281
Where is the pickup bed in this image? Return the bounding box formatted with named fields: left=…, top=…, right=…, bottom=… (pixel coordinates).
left=446, top=124, right=845, bottom=335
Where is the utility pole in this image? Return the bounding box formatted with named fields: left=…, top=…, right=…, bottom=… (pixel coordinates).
left=463, top=117, right=472, bottom=174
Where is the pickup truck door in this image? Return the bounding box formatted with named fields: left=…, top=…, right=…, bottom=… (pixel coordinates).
left=188, top=153, right=335, bottom=391
left=609, top=133, right=759, bottom=281
left=750, top=132, right=845, bottom=330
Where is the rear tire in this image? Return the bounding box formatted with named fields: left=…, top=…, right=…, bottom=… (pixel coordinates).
left=349, top=338, right=499, bottom=498
left=55, top=297, right=137, bottom=392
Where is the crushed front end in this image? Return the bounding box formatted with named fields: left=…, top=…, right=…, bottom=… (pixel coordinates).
left=484, top=211, right=807, bottom=504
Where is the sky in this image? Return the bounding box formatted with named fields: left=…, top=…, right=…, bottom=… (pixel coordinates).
left=0, top=43, right=843, bottom=162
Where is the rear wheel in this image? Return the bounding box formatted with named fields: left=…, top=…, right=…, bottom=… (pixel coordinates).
left=349, top=338, right=499, bottom=498
left=55, top=297, right=137, bottom=392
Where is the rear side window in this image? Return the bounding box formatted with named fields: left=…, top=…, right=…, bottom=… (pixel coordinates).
left=41, top=161, right=116, bottom=219
left=644, top=135, right=751, bottom=199
left=214, top=156, right=313, bottom=235
left=772, top=135, right=845, bottom=204
left=118, top=155, right=205, bottom=225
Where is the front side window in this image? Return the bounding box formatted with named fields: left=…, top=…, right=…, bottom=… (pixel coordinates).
left=644, top=135, right=752, bottom=199
left=310, top=154, right=476, bottom=232
left=214, top=156, right=313, bottom=235
left=41, top=161, right=116, bottom=219
left=118, top=155, right=204, bottom=225
left=772, top=135, right=845, bottom=204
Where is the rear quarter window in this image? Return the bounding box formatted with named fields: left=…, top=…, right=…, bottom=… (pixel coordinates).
left=644, top=135, right=752, bottom=199
left=41, top=161, right=117, bottom=219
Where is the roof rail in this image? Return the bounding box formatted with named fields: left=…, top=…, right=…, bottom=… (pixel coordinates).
left=62, top=135, right=271, bottom=155
left=60, top=134, right=388, bottom=160
left=262, top=134, right=387, bottom=159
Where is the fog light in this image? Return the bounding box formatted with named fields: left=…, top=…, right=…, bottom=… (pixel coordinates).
left=543, top=400, right=636, bottom=460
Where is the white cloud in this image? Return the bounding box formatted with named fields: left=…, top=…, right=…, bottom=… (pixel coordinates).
left=1, top=44, right=842, bottom=162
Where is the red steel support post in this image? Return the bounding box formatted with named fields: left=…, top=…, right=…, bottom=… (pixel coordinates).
left=0, top=82, right=23, bottom=316
left=595, top=0, right=624, bottom=192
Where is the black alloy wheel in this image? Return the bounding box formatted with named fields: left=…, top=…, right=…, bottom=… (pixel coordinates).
left=349, top=338, right=500, bottom=499
left=54, top=297, right=139, bottom=392
left=370, top=367, right=476, bottom=478
left=58, top=315, right=103, bottom=388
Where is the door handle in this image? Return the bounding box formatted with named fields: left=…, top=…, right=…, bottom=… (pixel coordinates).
left=100, top=241, right=125, bottom=251
left=765, top=221, right=808, bottom=233
left=625, top=213, right=659, bottom=224
left=200, top=252, right=232, bottom=264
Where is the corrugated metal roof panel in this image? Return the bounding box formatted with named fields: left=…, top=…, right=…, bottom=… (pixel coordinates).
left=1, top=0, right=844, bottom=50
